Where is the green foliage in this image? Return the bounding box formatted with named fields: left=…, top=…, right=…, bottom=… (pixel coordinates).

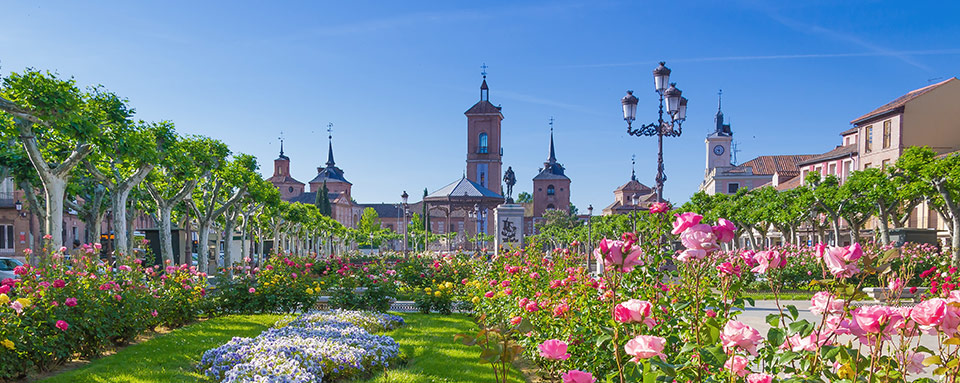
left=210, top=254, right=319, bottom=314
left=516, top=191, right=532, bottom=203
left=316, top=181, right=332, bottom=216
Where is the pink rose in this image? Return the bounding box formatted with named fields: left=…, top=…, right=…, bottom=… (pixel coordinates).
left=484, top=291, right=495, bottom=298
left=248, top=287, right=256, bottom=293
left=561, top=370, right=596, bottom=383
left=151, top=310, right=158, bottom=317
left=538, top=339, right=571, bottom=360
left=903, top=351, right=929, bottom=374
left=810, top=291, right=844, bottom=316
left=65, top=298, right=78, bottom=307
left=720, top=320, right=763, bottom=355
left=680, top=224, right=719, bottom=251
left=529, top=272, right=540, bottom=280
left=750, top=251, right=784, bottom=274
left=510, top=316, right=522, bottom=325
left=717, top=262, right=741, bottom=277
left=911, top=298, right=946, bottom=329
left=740, top=250, right=758, bottom=267
left=10, top=301, right=23, bottom=314
left=613, top=299, right=655, bottom=328
left=712, top=218, right=737, bottom=243
left=852, top=306, right=896, bottom=333
left=649, top=202, right=670, bottom=214
left=746, top=373, right=774, bottom=383
left=675, top=249, right=706, bottom=263
left=553, top=303, right=569, bottom=317
left=706, top=309, right=717, bottom=318
left=624, top=335, right=666, bottom=361
left=941, top=304, right=960, bottom=337
left=671, top=212, right=703, bottom=235
left=56, top=320, right=69, bottom=331
left=52, top=279, right=66, bottom=288
left=593, top=239, right=643, bottom=272
left=525, top=302, right=539, bottom=312
left=724, top=354, right=750, bottom=377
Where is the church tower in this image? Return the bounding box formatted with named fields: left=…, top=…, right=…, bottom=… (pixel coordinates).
left=309, top=126, right=352, bottom=199
left=705, top=90, right=733, bottom=174
left=266, top=138, right=305, bottom=201
left=465, top=69, right=503, bottom=196
left=532, top=119, right=571, bottom=218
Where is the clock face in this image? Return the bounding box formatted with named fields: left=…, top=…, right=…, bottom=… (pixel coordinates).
left=713, top=145, right=725, bottom=156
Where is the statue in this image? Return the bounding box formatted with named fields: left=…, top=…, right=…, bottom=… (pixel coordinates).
left=503, top=166, right=516, bottom=203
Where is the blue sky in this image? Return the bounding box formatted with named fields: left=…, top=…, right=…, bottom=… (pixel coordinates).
left=2, top=1, right=959, bottom=210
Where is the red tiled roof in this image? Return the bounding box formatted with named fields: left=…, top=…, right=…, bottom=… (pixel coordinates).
left=851, top=78, right=956, bottom=125
left=726, top=155, right=818, bottom=177
left=266, top=175, right=304, bottom=185
left=797, top=145, right=858, bottom=166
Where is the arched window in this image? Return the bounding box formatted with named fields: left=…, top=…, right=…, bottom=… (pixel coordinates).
left=478, top=133, right=489, bottom=154
left=547, top=185, right=555, bottom=195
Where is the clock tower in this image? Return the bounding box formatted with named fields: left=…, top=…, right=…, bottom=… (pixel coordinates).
left=705, top=91, right=732, bottom=174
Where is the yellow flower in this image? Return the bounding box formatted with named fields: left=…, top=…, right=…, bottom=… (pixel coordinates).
left=1, top=339, right=13, bottom=350
left=424, top=287, right=432, bottom=293
left=306, top=288, right=314, bottom=295
left=471, top=296, right=480, bottom=304
left=15, top=298, right=31, bottom=308
left=0, top=294, right=8, bottom=304
left=434, top=291, right=442, bottom=297
left=444, top=282, right=453, bottom=289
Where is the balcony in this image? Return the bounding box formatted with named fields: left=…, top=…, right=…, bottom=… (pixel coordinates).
left=0, top=192, right=13, bottom=208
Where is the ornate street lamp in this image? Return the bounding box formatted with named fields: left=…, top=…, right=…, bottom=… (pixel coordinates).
left=15, top=200, right=26, bottom=217
left=621, top=61, right=688, bottom=202
left=401, top=191, right=409, bottom=256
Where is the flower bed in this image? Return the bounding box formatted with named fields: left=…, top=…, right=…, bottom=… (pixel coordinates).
left=0, top=244, right=208, bottom=379
left=197, top=309, right=404, bottom=382
left=462, top=208, right=960, bottom=382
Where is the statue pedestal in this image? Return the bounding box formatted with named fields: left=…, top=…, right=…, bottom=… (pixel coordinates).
left=494, top=204, right=525, bottom=256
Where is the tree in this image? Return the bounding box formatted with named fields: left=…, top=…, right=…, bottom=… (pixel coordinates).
left=897, top=146, right=960, bottom=266
left=145, top=135, right=229, bottom=264
left=316, top=181, right=331, bottom=216
left=357, top=207, right=381, bottom=247
left=189, top=154, right=260, bottom=274
left=806, top=173, right=845, bottom=245
left=844, top=168, right=898, bottom=244
left=516, top=192, right=533, bottom=203
left=0, top=70, right=127, bottom=251
left=85, top=120, right=176, bottom=256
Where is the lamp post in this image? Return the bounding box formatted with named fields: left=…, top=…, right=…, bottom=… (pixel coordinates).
left=401, top=191, right=409, bottom=256
left=15, top=200, right=25, bottom=218
left=621, top=61, right=688, bottom=203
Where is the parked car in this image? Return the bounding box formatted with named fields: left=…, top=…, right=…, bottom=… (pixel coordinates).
left=0, top=258, right=24, bottom=281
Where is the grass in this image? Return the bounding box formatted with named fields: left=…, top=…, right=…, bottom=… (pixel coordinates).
left=741, top=290, right=816, bottom=301
left=361, top=313, right=526, bottom=383
left=38, top=314, right=283, bottom=383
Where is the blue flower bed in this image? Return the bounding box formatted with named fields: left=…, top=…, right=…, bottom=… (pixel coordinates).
left=198, top=310, right=405, bottom=382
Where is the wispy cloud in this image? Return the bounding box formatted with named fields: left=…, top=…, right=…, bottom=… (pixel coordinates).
left=766, top=12, right=932, bottom=71
left=497, top=89, right=605, bottom=117
left=559, top=49, right=960, bottom=69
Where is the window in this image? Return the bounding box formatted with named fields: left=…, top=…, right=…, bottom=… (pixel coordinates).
left=844, top=137, right=850, bottom=146
left=865, top=125, right=873, bottom=153
left=478, top=133, right=488, bottom=154
left=547, top=204, right=555, bottom=210
left=843, top=161, right=852, bottom=180
left=882, top=159, right=890, bottom=169
left=0, top=258, right=22, bottom=271
left=882, top=120, right=891, bottom=149
left=0, top=225, right=12, bottom=250
left=864, top=163, right=872, bottom=169
left=288, top=187, right=293, bottom=193
left=828, top=163, right=837, bottom=176
left=458, top=222, right=464, bottom=232
left=727, top=183, right=739, bottom=194
left=547, top=185, right=555, bottom=195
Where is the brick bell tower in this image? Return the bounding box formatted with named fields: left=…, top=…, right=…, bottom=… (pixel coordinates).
left=464, top=68, right=503, bottom=195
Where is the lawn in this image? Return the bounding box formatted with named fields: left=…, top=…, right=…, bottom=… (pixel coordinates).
left=38, top=314, right=283, bottom=383
left=362, top=313, right=526, bottom=383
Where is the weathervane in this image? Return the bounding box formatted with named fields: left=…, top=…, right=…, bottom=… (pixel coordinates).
left=278, top=131, right=285, bottom=156
left=549, top=116, right=554, bottom=133
left=481, top=63, right=488, bottom=78
left=631, top=154, right=637, bottom=181
left=718, top=89, right=722, bottom=112
left=327, top=123, right=333, bottom=140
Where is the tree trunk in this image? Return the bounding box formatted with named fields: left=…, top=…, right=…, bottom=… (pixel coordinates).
left=110, top=165, right=152, bottom=257
left=158, top=205, right=175, bottom=265
left=877, top=210, right=892, bottom=246
left=44, top=178, right=67, bottom=255
left=197, top=221, right=212, bottom=275
left=953, top=218, right=960, bottom=267
left=831, top=217, right=841, bottom=245
left=223, top=210, right=237, bottom=278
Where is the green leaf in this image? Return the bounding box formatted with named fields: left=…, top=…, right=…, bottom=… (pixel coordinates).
left=699, top=346, right=727, bottom=368
left=922, top=355, right=941, bottom=367
left=768, top=328, right=786, bottom=347
left=480, top=348, right=499, bottom=363
left=743, top=297, right=756, bottom=307
left=777, top=350, right=799, bottom=365
left=596, top=334, right=612, bottom=349
left=786, top=305, right=799, bottom=320
left=788, top=320, right=812, bottom=336
left=766, top=313, right=780, bottom=328
left=650, top=359, right=677, bottom=377
left=517, top=317, right=534, bottom=333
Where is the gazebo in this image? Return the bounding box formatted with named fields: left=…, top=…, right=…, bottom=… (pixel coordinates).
left=424, top=176, right=504, bottom=251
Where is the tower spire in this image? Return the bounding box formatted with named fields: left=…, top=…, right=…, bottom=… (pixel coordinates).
left=326, top=123, right=336, bottom=167
left=547, top=117, right=557, bottom=163
left=631, top=154, right=637, bottom=181
left=279, top=131, right=285, bottom=157
left=718, top=89, right=722, bottom=112
left=480, top=63, right=489, bottom=101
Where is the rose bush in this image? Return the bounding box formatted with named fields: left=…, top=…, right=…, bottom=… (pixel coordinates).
left=465, top=207, right=960, bottom=382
